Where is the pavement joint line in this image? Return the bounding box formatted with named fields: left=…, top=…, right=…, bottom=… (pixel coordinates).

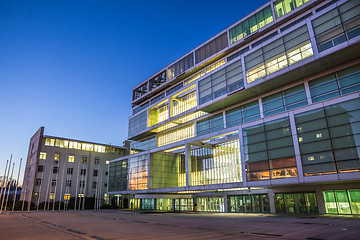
left=15, top=214, right=91, bottom=240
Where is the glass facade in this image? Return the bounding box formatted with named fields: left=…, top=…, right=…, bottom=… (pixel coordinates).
left=309, top=64, right=360, bottom=103
left=228, top=194, right=270, bottom=213
left=295, top=98, right=360, bottom=175
left=243, top=117, right=297, bottom=181
left=245, top=25, right=313, bottom=83
left=275, top=192, right=317, bottom=213
left=229, top=6, right=273, bottom=45
left=274, top=0, right=310, bottom=19
left=148, top=100, right=169, bottom=127
left=128, top=111, right=148, bottom=138
left=225, top=100, right=260, bottom=127
left=262, top=84, right=307, bottom=117
left=190, top=139, right=241, bottom=186
left=128, top=154, right=148, bottom=190
left=198, top=59, right=244, bottom=105
left=312, top=0, right=360, bottom=52
left=168, top=53, right=194, bottom=79
left=150, top=151, right=185, bottom=189
left=196, top=114, right=224, bottom=136
left=108, top=159, right=128, bottom=192
left=197, top=196, right=225, bottom=212
left=323, top=189, right=360, bottom=215
left=171, top=85, right=197, bottom=117
left=157, top=124, right=195, bottom=147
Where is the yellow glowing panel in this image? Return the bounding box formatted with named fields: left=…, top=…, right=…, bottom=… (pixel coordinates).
left=39, top=152, right=47, bottom=160
left=185, top=71, right=205, bottom=85
left=206, top=59, right=226, bottom=74
left=64, top=193, right=70, bottom=200
left=54, top=154, right=60, bottom=161
left=68, top=155, right=75, bottom=162
left=157, top=124, right=195, bottom=147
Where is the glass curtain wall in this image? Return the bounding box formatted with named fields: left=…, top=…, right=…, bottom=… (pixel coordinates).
left=312, top=0, right=360, bottom=52
left=128, top=111, right=147, bottom=138
left=150, top=151, right=185, bottom=189
left=108, top=159, right=128, bottom=192
left=295, top=98, right=360, bottom=175
left=148, top=100, right=169, bottom=127
left=275, top=192, right=317, bottom=213
left=309, top=64, right=360, bottom=103
left=198, top=59, right=244, bottom=105
left=196, top=114, right=224, bottom=136
left=228, top=194, right=270, bottom=213
left=190, top=139, right=241, bottom=186
left=157, top=124, right=195, bottom=147
left=168, top=53, right=194, bottom=79
left=323, top=189, right=360, bottom=215
left=243, top=117, right=298, bottom=181
left=245, top=25, right=313, bottom=83
left=171, top=85, right=197, bottom=117
left=229, top=6, right=273, bottom=45
left=262, top=84, right=307, bottom=117
left=274, top=0, right=310, bottom=19
left=225, top=100, right=260, bottom=128
left=197, top=196, right=225, bottom=212
left=128, top=154, right=148, bottom=190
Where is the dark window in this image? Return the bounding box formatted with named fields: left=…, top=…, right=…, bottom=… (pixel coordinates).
left=80, top=169, right=86, bottom=175
left=92, top=181, right=97, bottom=189
left=93, top=170, right=98, bottom=177
left=79, top=181, right=85, bottom=188
left=94, top=158, right=99, bottom=165
left=35, top=179, right=41, bottom=186
left=51, top=180, right=57, bottom=187
left=53, top=167, right=59, bottom=174
left=105, top=171, right=108, bottom=176
left=67, top=168, right=73, bottom=175
left=66, top=180, right=72, bottom=187
left=37, top=165, right=44, bottom=172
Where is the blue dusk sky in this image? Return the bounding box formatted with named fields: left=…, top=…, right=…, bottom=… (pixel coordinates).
left=0, top=0, right=269, bottom=182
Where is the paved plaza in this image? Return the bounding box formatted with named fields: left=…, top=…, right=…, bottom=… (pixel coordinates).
left=0, top=210, right=360, bottom=239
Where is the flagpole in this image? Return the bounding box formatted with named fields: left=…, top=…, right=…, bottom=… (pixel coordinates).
left=4, top=162, right=15, bottom=212
left=21, top=159, right=30, bottom=212
left=1, top=155, right=12, bottom=212
left=74, top=161, right=80, bottom=211
left=52, top=162, right=60, bottom=212
left=12, top=158, right=22, bottom=212
left=58, top=161, right=66, bottom=211
left=36, top=161, right=45, bottom=211
left=0, top=160, right=9, bottom=204
left=44, top=161, right=53, bottom=210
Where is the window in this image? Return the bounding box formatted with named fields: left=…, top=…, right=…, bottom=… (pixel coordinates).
left=262, top=84, right=307, bottom=117
left=226, top=100, right=260, bottom=127
left=244, top=25, right=313, bottom=83
left=64, top=193, right=70, bottom=200
left=51, top=180, right=57, bottom=187
left=67, top=168, right=73, bottom=175
left=45, top=138, right=55, bottom=146
left=54, top=154, right=60, bottom=161
left=35, top=179, right=41, bottom=186
left=157, top=124, right=195, bottom=147
left=105, top=183, right=107, bottom=187
left=39, top=152, right=47, bottom=160
left=94, top=158, right=99, bottom=165
left=195, top=32, right=228, bottom=64
left=229, top=6, right=273, bottom=45
left=79, top=181, right=85, bottom=188
left=243, top=117, right=297, bottom=181
left=323, top=189, right=360, bottom=215
left=128, top=110, right=147, bottom=138
left=66, top=180, right=72, bottom=187
left=312, top=1, right=360, bottom=52
left=37, top=165, right=44, bottom=172
left=106, top=161, right=109, bottom=165
left=309, top=64, right=360, bottom=103
left=168, top=53, right=194, bottom=79
left=81, top=156, right=87, bottom=164
left=196, top=114, right=224, bottom=136
left=105, top=171, right=108, bottom=176
left=80, top=169, right=86, bottom=175
left=93, top=170, right=98, bottom=177
left=274, top=0, right=310, bottom=19
left=68, top=155, right=75, bottom=162
left=53, top=167, right=59, bottom=174
left=49, top=193, right=55, bottom=200
left=92, top=181, right=97, bottom=189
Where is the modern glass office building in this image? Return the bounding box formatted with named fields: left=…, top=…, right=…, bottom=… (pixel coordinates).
left=109, top=0, right=360, bottom=214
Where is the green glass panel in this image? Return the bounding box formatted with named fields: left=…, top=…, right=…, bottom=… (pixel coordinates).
left=284, top=193, right=295, bottom=213
left=348, top=190, right=360, bottom=214
left=335, top=190, right=351, bottom=214
left=275, top=193, right=285, bottom=213
left=323, top=190, right=338, bottom=214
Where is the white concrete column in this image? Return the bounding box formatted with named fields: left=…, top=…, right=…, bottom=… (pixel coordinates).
left=289, top=111, right=305, bottom=183
left=185, top=143, right=191, bottom=190
left=268, top=189, right=276, bottom=214
left=315, top=186, right=326, bottom=214
left=224, top=194, right=228, bottom=213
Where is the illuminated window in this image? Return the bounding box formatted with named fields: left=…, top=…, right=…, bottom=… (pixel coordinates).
left=148, top=100, right=169, bottom=127
left=45, top=138, right=55, bottom=146
left=39, top=152, right=47, bottom=160
left=157, top=124, right=195, bottom=147
left=49, top=193, right=55, bottom=200
left=68, top=155, right=74, bottom=162
left=78, top=193, right=84, bottom=197
left=64, top=193, right=70, bottom=200
left=316, top=133, right=322, bottom=139
left=54, top=154, right=60, bottom=161
left=81, top=156, right=87, bottom=164
left=171, top=85, right=197, bottom=117
left=106, top=160, right=109, bottom=165
left=122, top=161, right=127, bottom=168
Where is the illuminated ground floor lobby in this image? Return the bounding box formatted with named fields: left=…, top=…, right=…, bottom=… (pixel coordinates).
left=115, top=182, right=360, bottom=215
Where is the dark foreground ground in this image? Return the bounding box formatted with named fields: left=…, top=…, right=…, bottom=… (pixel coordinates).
left=0, top=210, right=360, bottom=240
